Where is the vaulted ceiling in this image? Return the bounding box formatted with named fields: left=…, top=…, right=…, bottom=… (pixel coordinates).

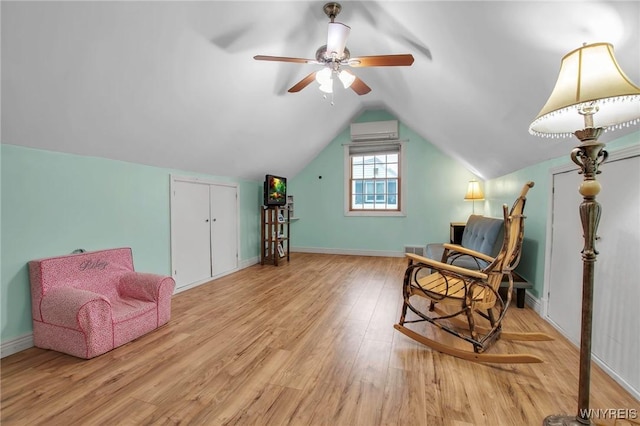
left=2, top=1, right=639, bottom=182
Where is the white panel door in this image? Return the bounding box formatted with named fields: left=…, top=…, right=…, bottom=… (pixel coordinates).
left=210, top=184, right=238, bottom=276
left=548, top=152, right=640, bottom=396
left=172, top=181, right=212, bottom=289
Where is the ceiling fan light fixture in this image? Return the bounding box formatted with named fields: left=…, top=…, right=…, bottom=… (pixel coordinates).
left=315, top=68, right=332, bottom=86
left=319, top=80, right=333, bottom=94
left=338, top=69, right=355, bottom=88
left=327, top=22, right=350, bottom=58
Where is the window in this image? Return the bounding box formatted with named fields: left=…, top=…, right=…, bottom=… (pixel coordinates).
left=344, top=141, right=405, bottom=216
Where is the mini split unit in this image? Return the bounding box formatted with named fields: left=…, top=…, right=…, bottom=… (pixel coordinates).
left=350, top=120, right=399, bottom=141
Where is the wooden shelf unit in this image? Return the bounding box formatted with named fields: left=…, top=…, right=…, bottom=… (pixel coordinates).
left=261, top=206, right=290, bottom=266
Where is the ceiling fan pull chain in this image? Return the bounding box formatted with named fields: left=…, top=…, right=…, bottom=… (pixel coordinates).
left=321, top=91, right=335, bottom=106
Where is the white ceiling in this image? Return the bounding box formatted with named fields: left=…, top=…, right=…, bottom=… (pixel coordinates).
left=2, top=1, right=639, bottom=182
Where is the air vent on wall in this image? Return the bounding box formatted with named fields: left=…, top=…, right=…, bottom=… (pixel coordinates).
left=404, top=245, right=426, bottom=257
left=350, top=120, right=399, bottom=141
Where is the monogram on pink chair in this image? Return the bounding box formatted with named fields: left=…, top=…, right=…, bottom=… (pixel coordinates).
left=29, top=247, right=175, bottom=359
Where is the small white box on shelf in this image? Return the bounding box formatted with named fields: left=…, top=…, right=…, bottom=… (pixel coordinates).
left=286, top=195, right=294, bottom=218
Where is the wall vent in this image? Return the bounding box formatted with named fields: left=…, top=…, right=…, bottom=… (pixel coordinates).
left=404, top=245, right=426, bottom=257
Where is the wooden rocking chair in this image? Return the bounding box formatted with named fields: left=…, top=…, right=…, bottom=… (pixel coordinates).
left=394, top=181, right=552, bottom=363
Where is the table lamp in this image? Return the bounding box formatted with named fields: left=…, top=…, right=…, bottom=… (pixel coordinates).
left=464, top=179, right=484, bottom=214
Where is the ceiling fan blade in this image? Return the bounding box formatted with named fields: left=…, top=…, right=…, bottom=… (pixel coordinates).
left=254, top=55, right=317, bottom=64
left=288, top=71, right=318, bottom=93
left=348, top=54, right=415, bottom=67
left=327, top=22, right=350, bottom=58
left=350, top=76, right=371, bottom=95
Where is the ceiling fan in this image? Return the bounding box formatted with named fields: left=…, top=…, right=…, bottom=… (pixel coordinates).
left=253, top=2, right=415, bottom=96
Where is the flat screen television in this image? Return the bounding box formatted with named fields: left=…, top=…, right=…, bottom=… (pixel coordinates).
left=264, top=174, right=287, bottom=206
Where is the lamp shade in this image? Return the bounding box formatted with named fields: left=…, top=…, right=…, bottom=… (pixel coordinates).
left=315, top=68, right=332, bottom=85
left=318, top=81, right=333, bottom=94
left=464, top=180, right=484, bottom=201
left=338, top=69, right=356, bottom=88
left=529, top=42, right=640, bottom=137
left=315, top=68, right=333, bottom=93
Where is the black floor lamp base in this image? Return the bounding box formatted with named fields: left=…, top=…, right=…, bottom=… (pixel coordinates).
left=543, top=415, right=594, bottom=425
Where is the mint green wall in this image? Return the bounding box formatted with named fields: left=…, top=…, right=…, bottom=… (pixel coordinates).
left=289, top=110, right=482, bottom=253
left=3, top=124, right=636, bottom=346
left=1, top=144, right=261, bottom=343
left=484, top=131, right=639, bottom=298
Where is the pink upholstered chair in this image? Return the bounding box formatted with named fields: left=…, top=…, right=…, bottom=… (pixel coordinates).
left=29, top=247, right=175, bottom=359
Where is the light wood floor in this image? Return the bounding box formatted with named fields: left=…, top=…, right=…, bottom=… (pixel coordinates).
left=2, top=253, right=637, bottom=425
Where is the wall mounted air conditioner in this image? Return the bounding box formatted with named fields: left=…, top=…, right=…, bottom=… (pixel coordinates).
left=350, top=120, right=399, bottom=141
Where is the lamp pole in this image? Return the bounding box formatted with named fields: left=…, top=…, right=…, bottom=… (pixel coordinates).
left=544, top=119, right=607, bottom=426
left=571, top=126, right=606, bottom=425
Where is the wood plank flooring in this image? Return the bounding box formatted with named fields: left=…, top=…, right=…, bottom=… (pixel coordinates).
left=2, top=253, right=638, bottom=425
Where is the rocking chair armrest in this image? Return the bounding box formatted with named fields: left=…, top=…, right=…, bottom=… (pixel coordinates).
left=442, top=244, right=495, bottom=263
left=405, top=253, right=488, bottom=279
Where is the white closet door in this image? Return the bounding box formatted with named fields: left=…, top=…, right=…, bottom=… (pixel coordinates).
left=210, top=184, right=238, bottom=276
left=548, top=152, right=640, bottom=397
left=171, top=181, right=212, bottom=289
left=548, top=169, right=585, bottom=340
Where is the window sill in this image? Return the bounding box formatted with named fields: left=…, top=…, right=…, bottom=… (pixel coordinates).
left=344, top=210, right=406, bottom=217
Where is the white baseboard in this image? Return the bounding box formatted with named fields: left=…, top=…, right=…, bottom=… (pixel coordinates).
left=531, top=291, right=639, bottom=399
left=592, top=355, right=640, bottom=401
left=239, top=256, right=259, bottom=269
left=292, top=246, right=404, bottom=258
left=544, top=311, right=640, bottom=400
left=525, top=290, right=542, bottom=313
left=174, top=256, right=259, bottom=294
left=1, top=333, right=34, bottom=358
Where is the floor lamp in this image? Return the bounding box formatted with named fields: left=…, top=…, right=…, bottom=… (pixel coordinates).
left=529, top=43, right=640, bottom=425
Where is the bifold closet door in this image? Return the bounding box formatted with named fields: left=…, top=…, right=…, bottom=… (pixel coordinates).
left=210, top=184, right=238, bottom=276
left=172, top=181, right=212, bottom=289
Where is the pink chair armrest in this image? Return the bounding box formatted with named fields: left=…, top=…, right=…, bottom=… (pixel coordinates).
left=40, top=287, right=111, bottom=329
left=118, top=272, right=175, bottom=302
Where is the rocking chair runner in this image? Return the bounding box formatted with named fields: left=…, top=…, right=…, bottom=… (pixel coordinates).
left=394, top=181, right=552, bottom=363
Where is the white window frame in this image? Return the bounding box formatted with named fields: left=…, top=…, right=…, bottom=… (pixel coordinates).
left=343, top=140, right=407, bottom=217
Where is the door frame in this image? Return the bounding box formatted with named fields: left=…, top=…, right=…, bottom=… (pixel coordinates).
left=170, top=174, right=240, bottom=294
left=542, top=143, right=640, bottom=399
